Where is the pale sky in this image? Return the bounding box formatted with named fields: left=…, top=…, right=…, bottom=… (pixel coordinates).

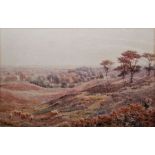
left=0, top=28, right=154, bottom=67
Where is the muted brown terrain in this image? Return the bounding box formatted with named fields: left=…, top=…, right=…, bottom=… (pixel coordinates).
left=0, top=67, right=155, bottom=127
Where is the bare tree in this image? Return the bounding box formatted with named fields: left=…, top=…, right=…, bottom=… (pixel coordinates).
left=115, top=56, right=129, bottom=79
left=100, top=60, right=113, bottom=78
left=142, top=53, right=155, bottom=76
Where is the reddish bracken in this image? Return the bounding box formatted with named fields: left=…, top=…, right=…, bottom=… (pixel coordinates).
left=72, top=104, right=155, bottom=127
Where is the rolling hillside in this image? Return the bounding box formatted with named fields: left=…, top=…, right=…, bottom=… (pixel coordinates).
left=0, top=74, right=154, bottom=126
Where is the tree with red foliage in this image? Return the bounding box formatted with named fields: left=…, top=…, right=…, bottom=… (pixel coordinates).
left=121, top=51, right=141, bottom=83
left=142, top=53, right=155, bottom=76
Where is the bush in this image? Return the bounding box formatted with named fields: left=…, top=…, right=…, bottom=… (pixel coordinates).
left=72, top=104, right=155, bottom=127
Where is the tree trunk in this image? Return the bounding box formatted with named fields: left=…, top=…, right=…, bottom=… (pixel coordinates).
left=122, top=73, right=125, bottom=79
left=130, top=72, right=134, bottom=83
left=123, top=76, right=126, bottom=87
left=105, top=71, right=108, bottom=77
left=147, top=70, right=151, bottom=76
left=147, top=64, right=151, bottom=76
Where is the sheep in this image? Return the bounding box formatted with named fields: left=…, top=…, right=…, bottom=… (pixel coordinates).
left=13, top=110, right=22, bottom=117
left=20, top=113, right=30, bottom=120
left=50, top=110, right=59, bottom=117
left=9, top=112, right=13, bottom=120
left=20, top=113, right=34, bottom=121
left=9, top=111, right=20, bottom=120
left=20, top=113, right=27, bottom=120
left=24, top=113, right=30, bottom=118
left=12, top=110, right=17, bottom=116
left=29, top=115, right=34, bottom=121
left=8, top=110, right=34, bottom=121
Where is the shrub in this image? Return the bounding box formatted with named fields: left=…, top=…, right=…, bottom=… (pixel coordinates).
left=72, top=104, right=155, bottom=127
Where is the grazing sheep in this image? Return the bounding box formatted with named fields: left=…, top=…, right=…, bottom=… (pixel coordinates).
left=29, top=115, right=34, bottom=121
left=50, top=110, right=59, bottom=117
left=8, top=111, right=33, bottom=121
left=9, top=113, right=13, bottom=120
left=24, top=113, right=30, bottom=118
left=21, top=113, right=31, bottom=120
left=12, top=110, right=18, bottom=116
left=21, top=113, right=27, bottom=120
left=9, top=110, right=20, bottom=120
left=13, top=110, right=21, bottom=117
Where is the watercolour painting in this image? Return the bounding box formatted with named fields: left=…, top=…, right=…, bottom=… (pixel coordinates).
left=0, top=28, right=155, bottom=127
